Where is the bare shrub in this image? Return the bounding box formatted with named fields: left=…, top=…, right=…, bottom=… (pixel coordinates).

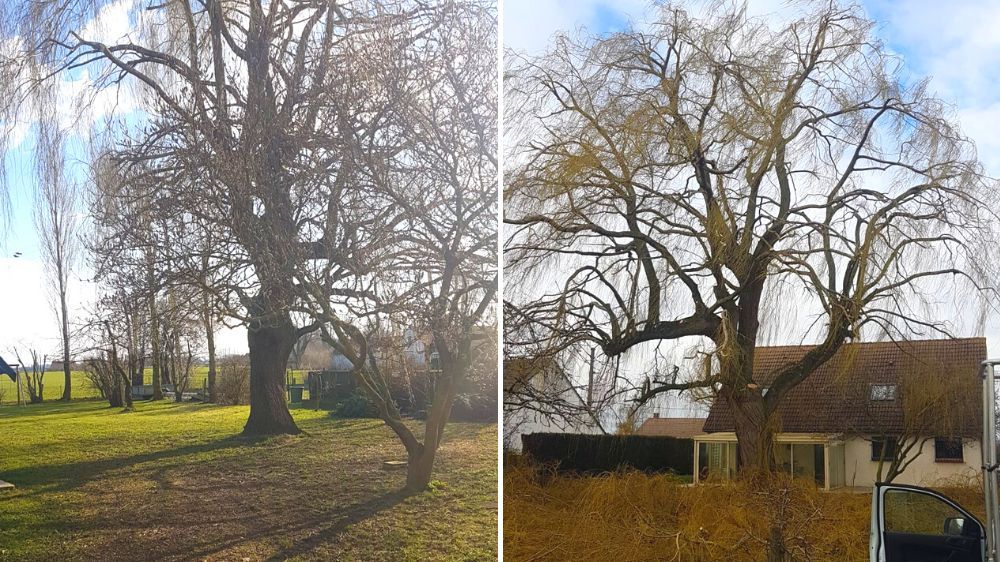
left=82, top=356, right=124, bottom=408
left=216, top=357, right=250, bottom=406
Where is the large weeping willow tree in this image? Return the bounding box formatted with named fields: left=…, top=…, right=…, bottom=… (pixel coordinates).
left=504, top=1, right=999, bottom=480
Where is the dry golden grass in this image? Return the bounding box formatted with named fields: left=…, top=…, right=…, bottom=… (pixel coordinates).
left=504, top=460, right=986, bottom=562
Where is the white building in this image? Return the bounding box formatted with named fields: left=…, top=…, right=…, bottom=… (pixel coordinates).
left=694, top=338, right=985, bottom=489
left=503, top=355, right=605, bottom=450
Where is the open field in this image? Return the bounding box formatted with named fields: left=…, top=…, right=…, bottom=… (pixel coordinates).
left=0, top=368, right=311, bottom=405
left=0, top=400, right=497, bottom=561
left=503, top=461, right=985, bottom=562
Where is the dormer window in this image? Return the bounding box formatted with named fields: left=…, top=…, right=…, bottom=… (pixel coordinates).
left=870, top=383, right=897, bottom=401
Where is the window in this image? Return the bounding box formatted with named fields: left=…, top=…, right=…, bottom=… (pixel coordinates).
left=934, top=438, right=964, bottom=462
left=870, top=383, right=897, bottom=401
left=872, top=437, right=898, bottom=461
left=884, top=489, right=971, bottom=536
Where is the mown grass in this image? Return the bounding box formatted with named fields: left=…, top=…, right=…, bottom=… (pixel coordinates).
left=503, top=460, right=985, bottom=562
left=0, top=400, right=497, bottom=561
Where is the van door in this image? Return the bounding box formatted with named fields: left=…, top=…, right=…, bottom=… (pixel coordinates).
left=870, top=483, right=985, bottom=562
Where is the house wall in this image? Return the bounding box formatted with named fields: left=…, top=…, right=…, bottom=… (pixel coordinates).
left=842, top=437, right=981, bottom=488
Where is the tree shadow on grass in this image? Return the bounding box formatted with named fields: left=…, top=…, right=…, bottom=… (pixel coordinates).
left=158, top=490, right=413, bottom=562
left=0, top=435, right=253, bottom=495
left=261, top=490, right=411, bottom=561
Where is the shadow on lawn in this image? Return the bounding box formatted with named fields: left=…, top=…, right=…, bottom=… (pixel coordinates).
left=0, top=436, right=251, bottom=494
left=155, top=490, right=412, bottom=562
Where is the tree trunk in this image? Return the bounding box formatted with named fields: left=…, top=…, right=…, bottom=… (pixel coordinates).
left=767, top=525, right=787, bottom=562
left=108, top=374, right=124, bottom=408
left=121, top=373, right=134, bottom=411
left=243, top=318, right=299, bottom=435
left=729, top=390, right=776, bottom=475
left=404, top=348, right=462, bottom=492
left=150, top=313, right=163, bottom=401
left=59, top=279, right=72, bottom=401
left=406, top=446, right=437, bottom=492
left=205, top=303, right=217, bottom=403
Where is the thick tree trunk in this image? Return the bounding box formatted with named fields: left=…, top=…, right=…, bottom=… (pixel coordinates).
left=729, top=391, right=776, bottom=475
left=767, top=526, right=787, bottom=562
left=243, top=318, right=299, bottom=435
left=121, top=374, right=134, bottom=411
left=108, top=375, right=124, bottom=408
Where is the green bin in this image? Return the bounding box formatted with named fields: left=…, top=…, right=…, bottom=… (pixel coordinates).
left=288, top=385, right=304, bottom=403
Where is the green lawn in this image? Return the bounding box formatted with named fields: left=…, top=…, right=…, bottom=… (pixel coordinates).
left=0, top=368, right=311, bottom=405
left=0, top=400, right=497, bottom=561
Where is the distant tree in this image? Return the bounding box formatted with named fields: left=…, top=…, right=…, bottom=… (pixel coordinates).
left=79, top=291, right=143, bottom=411
left=33, top=118, right=79, bottom=402
left=289, top=330, right=317, bottom=372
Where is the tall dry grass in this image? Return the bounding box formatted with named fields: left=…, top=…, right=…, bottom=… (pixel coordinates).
left=504, top=460, right=985, bottom=562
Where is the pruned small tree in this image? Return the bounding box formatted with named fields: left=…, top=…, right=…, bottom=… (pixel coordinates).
left=12, top=349, right=46, bottom=404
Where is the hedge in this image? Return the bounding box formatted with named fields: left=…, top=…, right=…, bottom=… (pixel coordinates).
left=521, top=432, right=694, bottom=475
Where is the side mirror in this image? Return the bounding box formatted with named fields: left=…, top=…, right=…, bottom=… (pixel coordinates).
left=944, top=516, right=981, bottom=538
left=944, top=517, right=966, bottom=536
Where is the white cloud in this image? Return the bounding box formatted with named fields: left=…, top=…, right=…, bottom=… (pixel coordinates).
left=81, top=0, right=137, bottom=46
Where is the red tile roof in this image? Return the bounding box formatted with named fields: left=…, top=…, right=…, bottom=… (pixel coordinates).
left=702, top=338, right=986, bottom=438
left=636, top=417, right=706, bottom=438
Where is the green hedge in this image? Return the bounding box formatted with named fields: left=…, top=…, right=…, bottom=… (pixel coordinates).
left=522, top=433, right=694, bottom=475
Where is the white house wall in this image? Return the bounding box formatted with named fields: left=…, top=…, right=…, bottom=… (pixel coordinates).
left=842, top=437, right=981, bottom=488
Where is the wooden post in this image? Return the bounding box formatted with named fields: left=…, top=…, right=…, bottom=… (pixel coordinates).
left=693, top=440, right=700, bottom=485
left=824, top=443, right=831, bottom=491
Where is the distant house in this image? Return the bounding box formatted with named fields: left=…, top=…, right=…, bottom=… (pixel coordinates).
left=636, top=415, right=705, bottom=439
left=306, top=325, right=496, bottom=410
left=49, top=360, right=79, bottom=372
left=696, top=338, right=985, bottom=490
left=503, top=355, right=605, bottom=450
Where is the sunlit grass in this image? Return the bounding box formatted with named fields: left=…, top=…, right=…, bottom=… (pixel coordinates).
left=0, top=400, right=497, bottom=561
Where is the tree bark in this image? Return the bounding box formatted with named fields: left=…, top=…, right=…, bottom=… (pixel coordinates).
left=729, top=391, right=776, bottom=475
left=243, top=315, right=299, bottom=435
left=406, top=446, right=436, bottom=492
left=150, top=309, right=163, bottom=401
left=404, top=349, right=462, bottom=492
left=204, top=292, right=217, bottom=403
left=59, top=276, right=72, bottom=401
